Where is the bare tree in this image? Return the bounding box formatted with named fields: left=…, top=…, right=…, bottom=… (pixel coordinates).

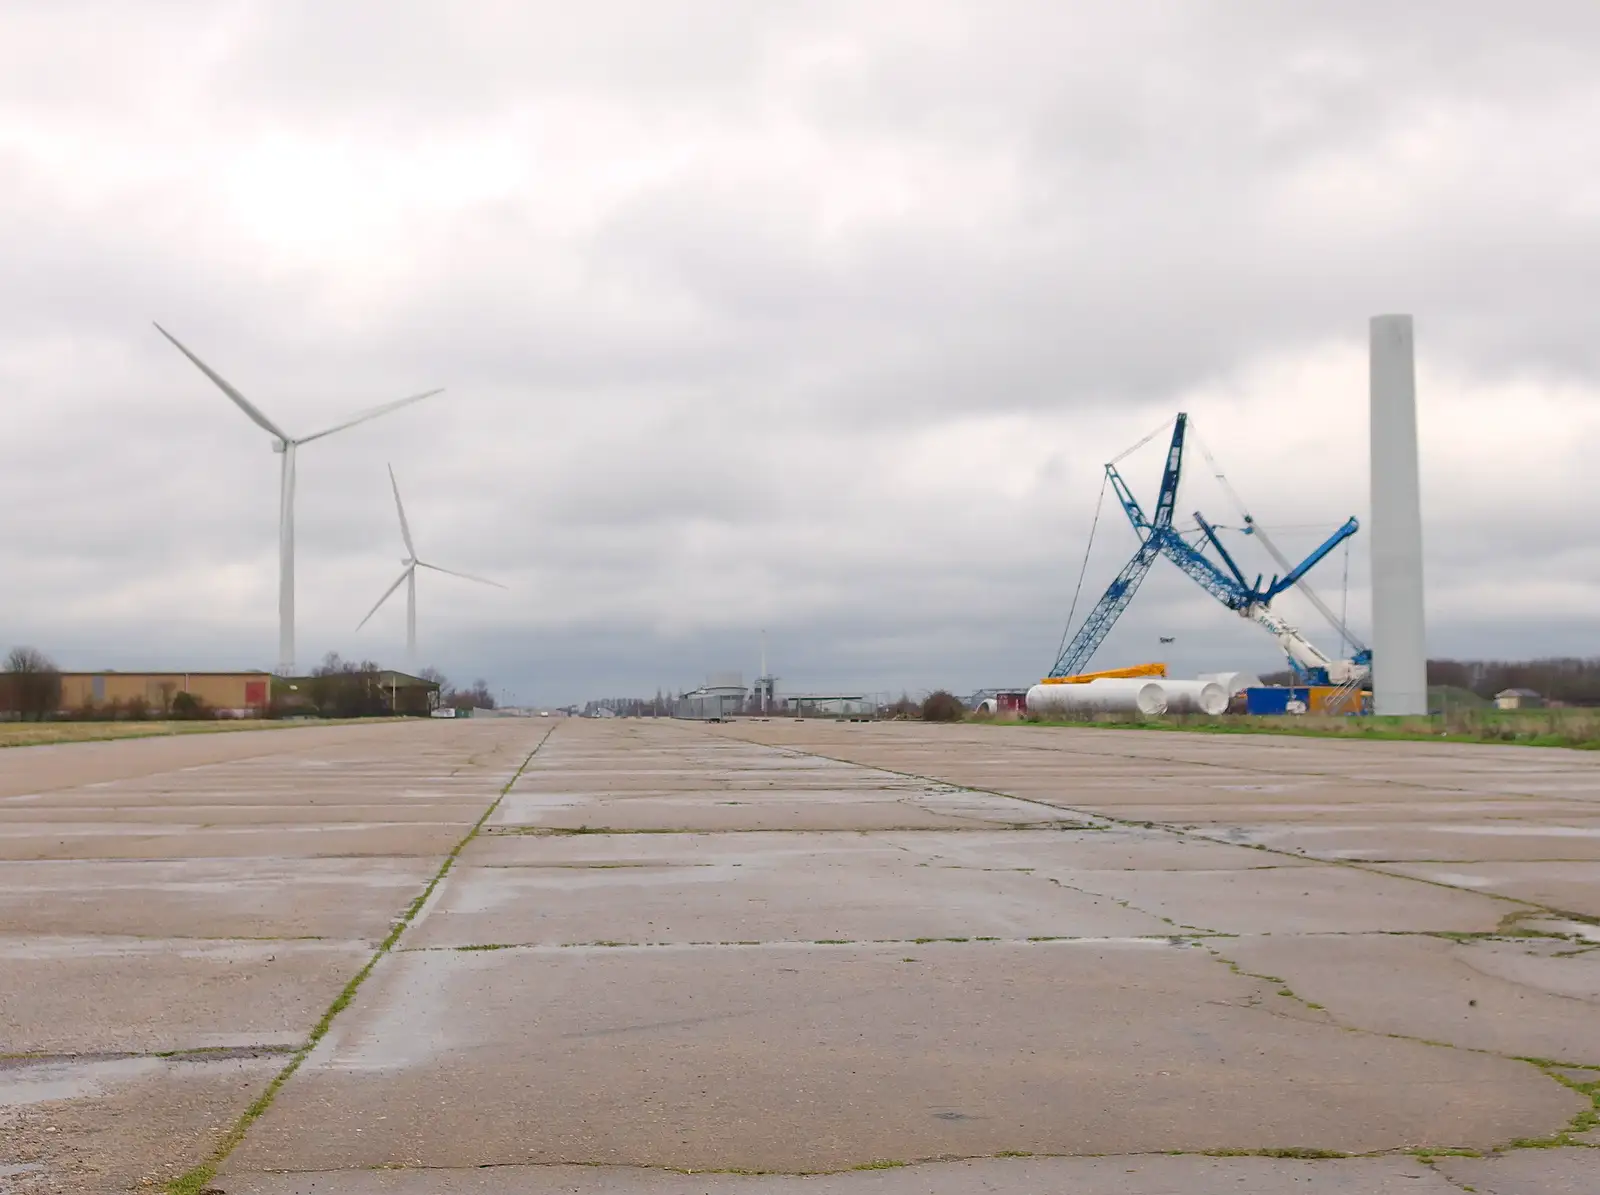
left=449, top=678, right=496, bottom=710
left=3, top=647, right=63, bottom=722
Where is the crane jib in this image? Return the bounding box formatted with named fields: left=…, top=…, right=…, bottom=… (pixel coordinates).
left=1050, top=412, right=1369, bottom=685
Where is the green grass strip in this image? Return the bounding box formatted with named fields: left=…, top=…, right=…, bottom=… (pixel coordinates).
left=0, top=716, right=411, bottom=750
left=167, top=725, right=555, bottom=1195
left=987, top=712, right=1600, bottom=751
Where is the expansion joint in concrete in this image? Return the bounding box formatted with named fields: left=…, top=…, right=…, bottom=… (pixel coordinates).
left=163, top=724, right=558, bottom=1195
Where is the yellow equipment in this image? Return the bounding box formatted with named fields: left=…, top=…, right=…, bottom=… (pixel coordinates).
left=1037, top=662, right=1168, bottom=685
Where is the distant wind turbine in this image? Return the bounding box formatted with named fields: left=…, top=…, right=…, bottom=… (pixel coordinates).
left=358, top=464, right=506, bottom=670
left=154, top=324, right=443, bottom=676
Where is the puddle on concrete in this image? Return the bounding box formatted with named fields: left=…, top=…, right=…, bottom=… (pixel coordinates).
left=1456, top=936, right=1600, bottom=1000
left=1440, top=825, right=1600, bottom=838
left=0, top=934, right=365, bottom=961
left=1424, top=872, right=1496, bottom=888
left=446, top=863, right=737, bottom=909
left=0, top=1055, right=164, bottom=1108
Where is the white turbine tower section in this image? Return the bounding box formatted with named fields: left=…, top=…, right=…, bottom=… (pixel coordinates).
left=358, top=464, right=506, bottom=671
left=154, top=324, right=443, bottom=676
left=1369, top=314, right=1428, bottom=715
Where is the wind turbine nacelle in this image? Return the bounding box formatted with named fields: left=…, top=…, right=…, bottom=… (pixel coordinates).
left=272, top=440, right=288, bottom=453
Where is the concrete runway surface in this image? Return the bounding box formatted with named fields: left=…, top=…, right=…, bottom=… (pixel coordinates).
left=1, top=718, right=1595, bottom=1194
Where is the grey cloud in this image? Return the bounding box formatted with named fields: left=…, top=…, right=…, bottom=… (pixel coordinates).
left=2, top=2, right=1597, bottom=703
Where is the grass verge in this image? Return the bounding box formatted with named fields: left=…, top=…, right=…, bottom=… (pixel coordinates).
left=165, top=724, right=555, bottom=1195
left=991, top=709, right=1600, bottom=750
left=0, top=717, right=399, bottom=750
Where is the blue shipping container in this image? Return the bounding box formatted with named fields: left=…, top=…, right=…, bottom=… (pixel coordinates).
left=1245, top=687, right=1310, bottom=715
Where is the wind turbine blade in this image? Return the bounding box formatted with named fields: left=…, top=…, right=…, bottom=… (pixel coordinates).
left=387, top=463, right=416, bottom=557
left=356, top=567, right=413, bottom=630
left=153, top=323, right=292, bottom=441
left=415, top=561, right=508, bottom=589
left=298, top=388, right=445, bottom=444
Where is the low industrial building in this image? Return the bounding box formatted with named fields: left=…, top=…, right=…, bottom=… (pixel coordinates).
left=56, top=671, right=274, bottom=717
left=1494, top=688, right=1544, bottom=710
left=275, top=670, right=442, bottom=717
left=39, top=669, right=442, bottom=719
left=673, top=673, right=749, bottom=721
left=790, top=694, right=877, bottom=718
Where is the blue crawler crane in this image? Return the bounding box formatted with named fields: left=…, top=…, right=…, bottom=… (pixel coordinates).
left=1050, top=414, right=1372, bottom=690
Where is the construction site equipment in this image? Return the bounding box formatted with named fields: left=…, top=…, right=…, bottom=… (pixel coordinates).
left=1038, top=662, right=1167, bottom=685
left=1158, top=680, right=1229, bottom=715
left=1246, top=685, right=1372, bottom=715
left=1050, top=414, right=1371, bottom=686
left=1027, top=679, right=1169, bottom=717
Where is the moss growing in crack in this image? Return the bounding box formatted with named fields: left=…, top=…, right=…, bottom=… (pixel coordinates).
left=853, top=1160, right=908, bottom=1170
left=1496, top=1062, right=1600, bottom=1150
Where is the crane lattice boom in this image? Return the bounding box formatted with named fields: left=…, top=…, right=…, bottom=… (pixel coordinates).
left=1049, top=413, right=1370, bottom=685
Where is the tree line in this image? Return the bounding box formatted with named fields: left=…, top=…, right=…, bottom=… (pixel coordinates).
left=1258, top=657, right=1600, bottom=705
left=0, top=646, right=501, bottom=721
left=1426, top=657, right=1600, bottom=705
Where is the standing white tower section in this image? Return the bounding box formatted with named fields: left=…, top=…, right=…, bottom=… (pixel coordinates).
left=1369, top=314, right=1428, bottom=715
left=155, top=324, right=443, bottom=676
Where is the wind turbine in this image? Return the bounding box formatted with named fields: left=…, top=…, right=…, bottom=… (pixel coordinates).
left=358, top=464, right=506, bottom=670
left=154, top=324, right=443, bottom=676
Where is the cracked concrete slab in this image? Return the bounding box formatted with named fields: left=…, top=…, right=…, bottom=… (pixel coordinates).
left=1186, top=822, right=1600, bottom=864
left=874, top=826, right=1321, bottom=871
left=11, top=717, right=1600, bottom=1190
left=0, top=856, right=436, bottom=939
left=405, top=831, right=1174, bottom=947
left=486, top=786, right=1084, bottom=833
left=1434, top=1149, right=1600, bottom=1193
left=226, top=940, right=1578, bottom=1174
left=0, top=934, right=370, bottom=1055
left=0, top=719, right=543, bottom=1189
left=1221, top=932, right=1600, bottom=1065
left=0, top=1051, right=281, bottom=1195
left=1368, top=860, right=1600, bottom=919
left=1018, top=862, right=1517, bottom=934
left=0, top=821, right=472, bottom=860
left=219, top=1153, right=1468, bottom=1194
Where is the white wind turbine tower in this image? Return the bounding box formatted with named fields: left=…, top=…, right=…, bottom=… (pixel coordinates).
left=154, top=324, right=443, bottom=676
left=358, top=464, right=506, bottom=670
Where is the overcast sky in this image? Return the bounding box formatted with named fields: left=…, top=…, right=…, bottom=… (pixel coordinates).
left=3, top=2, right=1597, bottom=705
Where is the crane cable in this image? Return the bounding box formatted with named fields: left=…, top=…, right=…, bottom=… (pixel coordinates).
left=1054, top=414, right=1172, bottom=664
left=1110, top=416, right=1177, bottom=465
left=1186, top=422, right=1252, bottom=523
left=1055, top=470, right=1111, bottom=665
left=1188, top=420, right=1365, bottom=651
